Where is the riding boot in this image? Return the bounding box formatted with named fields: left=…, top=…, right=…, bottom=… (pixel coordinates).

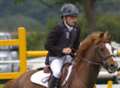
left=48, top=76, right=60, bottom=88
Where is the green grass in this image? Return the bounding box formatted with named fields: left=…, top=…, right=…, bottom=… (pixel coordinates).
left=0, top=84, right=3, bottom=88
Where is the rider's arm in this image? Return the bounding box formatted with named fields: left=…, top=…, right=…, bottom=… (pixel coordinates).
left=72, top=27, right=81, bottom=52
left=45, top=25, right=63, bottom=55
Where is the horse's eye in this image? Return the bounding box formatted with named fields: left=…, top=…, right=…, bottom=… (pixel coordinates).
left=99, top=47, right=104, bottom=51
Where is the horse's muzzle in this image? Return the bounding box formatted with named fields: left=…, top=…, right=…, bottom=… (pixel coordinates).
left=107, top=62, right=118, bottom=73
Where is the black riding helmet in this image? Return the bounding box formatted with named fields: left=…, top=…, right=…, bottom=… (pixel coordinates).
left=60, top=3, right=79, bottom=17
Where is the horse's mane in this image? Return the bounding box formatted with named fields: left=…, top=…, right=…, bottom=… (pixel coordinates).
left=75, top=31, right=110, bottom=64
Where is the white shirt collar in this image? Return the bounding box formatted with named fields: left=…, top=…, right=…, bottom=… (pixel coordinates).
left=64, top=21, right=73, bottom=31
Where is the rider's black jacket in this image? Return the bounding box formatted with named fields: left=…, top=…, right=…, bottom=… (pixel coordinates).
left=45, top=21, right=81, bottom=65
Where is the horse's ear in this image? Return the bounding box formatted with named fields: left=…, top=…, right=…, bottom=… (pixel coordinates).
left=104, top=31, right=109, bottom=37
left=99, top=32, right=104, bottom=38
left=104, top=31, right=112, bottom=42
left=94, top=32, right=104, bottom=44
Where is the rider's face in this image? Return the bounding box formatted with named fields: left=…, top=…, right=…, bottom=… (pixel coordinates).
left=64, top=16, right=78, bottom=27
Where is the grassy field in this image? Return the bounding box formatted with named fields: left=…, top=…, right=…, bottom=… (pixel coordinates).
left=0, top=84, right=3, bottom=88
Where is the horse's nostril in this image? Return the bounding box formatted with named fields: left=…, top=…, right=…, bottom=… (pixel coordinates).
left=110, top=63, right=118, bottom=69
left=110, top=64, right=114, bottom=67
left=110, top=63, right=118, bottom=67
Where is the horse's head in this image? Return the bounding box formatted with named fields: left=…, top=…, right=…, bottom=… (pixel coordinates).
left=96, top=43, right=118, bottom=73
left=77, top=32, right=118, bottom=73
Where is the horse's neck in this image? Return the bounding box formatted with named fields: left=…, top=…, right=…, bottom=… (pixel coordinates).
left=69, top=62, right=101, bottom=88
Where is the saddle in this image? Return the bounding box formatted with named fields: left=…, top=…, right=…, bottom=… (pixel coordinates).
left=30, top=63, right=72, bottom=87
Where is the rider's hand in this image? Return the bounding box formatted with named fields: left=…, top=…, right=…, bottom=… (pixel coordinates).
left=44, top=65, right=50, bottom=73
left=62, top=48, right=72, bottom=54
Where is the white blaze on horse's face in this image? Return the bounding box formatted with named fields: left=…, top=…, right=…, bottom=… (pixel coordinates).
left=105, top=43, right=113, bottom=55
left=104, top=43, right=118, bottom=73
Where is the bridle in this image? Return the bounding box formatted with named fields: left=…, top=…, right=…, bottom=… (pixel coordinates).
left=82, top=43, right=113, bottom=66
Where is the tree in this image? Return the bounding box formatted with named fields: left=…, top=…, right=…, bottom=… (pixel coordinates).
left=38, top=0, right=97, bottom=32
left=84, top=0, right=96, bottom=32
left=15, top=0, right=97, bottom=32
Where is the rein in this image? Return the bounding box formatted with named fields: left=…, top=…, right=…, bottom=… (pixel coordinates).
left=82, top=59, right=101, bottom=66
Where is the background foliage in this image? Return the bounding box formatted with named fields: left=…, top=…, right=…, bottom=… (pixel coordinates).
left=27, top=15, right=120, bottom=50
left=0, top=0, right=120, bottom=50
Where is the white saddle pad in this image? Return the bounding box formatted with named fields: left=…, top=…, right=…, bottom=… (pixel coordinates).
left=30, top=65, right=73, bottom=87
left=30, top=70, right=50, bottom=87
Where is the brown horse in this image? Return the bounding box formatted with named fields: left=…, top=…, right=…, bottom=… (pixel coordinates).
left=4, top=32, right=118, bottom=88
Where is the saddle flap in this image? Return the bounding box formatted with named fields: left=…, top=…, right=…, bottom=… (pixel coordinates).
left=30, top=70, right=50, bottom=87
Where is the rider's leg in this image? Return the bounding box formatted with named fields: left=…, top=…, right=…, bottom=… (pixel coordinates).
left=49, top=59, right=63, bottom=88
left=49, top=76, right=60, bottom=88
